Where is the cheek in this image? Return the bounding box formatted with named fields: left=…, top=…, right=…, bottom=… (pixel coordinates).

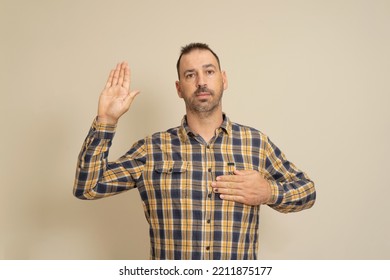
left=181, top=84, right=196, bottom=94
left=177, top=83, right=187, bottom=97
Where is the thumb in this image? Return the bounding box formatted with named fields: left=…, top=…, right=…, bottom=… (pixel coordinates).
left=124, top=90, right=141, bottom=108
left=233, top=169, right=252, bottom=176
left=233, top=169, right=245, bottom=175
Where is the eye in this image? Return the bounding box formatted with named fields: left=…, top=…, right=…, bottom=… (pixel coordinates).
left=206, top=69, right=215, bottom=76
left=185, top=73, right=195, bottom=79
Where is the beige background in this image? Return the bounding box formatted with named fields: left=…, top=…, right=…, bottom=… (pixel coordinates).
left=1, top=0, right=389, bottom=259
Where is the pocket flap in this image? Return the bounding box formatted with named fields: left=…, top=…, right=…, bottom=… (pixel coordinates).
left=154, top=161, right=188, bottom=173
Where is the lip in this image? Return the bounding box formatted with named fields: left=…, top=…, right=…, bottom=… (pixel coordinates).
left=196, top=92, right=211, bottom=97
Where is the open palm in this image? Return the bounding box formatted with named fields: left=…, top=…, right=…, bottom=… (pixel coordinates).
left=97, top=62, right=140, bottom=124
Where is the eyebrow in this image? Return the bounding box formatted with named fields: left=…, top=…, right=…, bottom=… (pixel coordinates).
left=183, top=64, right=217, bottom=76
left=203, top=64, right=217, bottom=69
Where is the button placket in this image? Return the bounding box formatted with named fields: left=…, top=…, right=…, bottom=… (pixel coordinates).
left=204, top=142, right=214, bottom=259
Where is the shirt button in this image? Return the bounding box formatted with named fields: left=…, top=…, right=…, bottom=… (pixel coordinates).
left=206, top=246, right=210, bottom=251
left=208, top=168, right=212, bottom=172
left=207, top=219, right=211, bottom=223
left=208, top=193, right=212, bottom=198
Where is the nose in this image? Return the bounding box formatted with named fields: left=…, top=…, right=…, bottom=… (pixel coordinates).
left=196, top=73, right=207, bottom=88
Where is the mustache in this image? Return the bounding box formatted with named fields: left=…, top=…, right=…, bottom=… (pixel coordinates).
left=194, top=86, right=213, bottom=95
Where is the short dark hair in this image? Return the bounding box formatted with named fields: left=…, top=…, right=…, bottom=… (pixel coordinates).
left=176, top=43, right=221, bottom=79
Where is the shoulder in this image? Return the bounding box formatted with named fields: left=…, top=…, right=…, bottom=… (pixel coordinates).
left=228, top=121, right=271, bottom=149
left=230, top=121, right=267, bottom=138
left=144, top=126, right=181, bottom=143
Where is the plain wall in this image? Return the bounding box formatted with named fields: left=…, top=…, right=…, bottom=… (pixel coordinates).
left=1, top=0, right=389, bottom=259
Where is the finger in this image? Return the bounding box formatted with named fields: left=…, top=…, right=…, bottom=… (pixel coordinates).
left=216, top=169, right=258, bottom=182
left=118, top=62, right=126, bottom=86
left=233, top=169, right=245, bottom=175
left=122, top=63, right=130, bottom=91
left=104, top=70, right=115, bottom=89
left=112, top=63, right=121, bottom=85
left=234, top=169, right=256, bottom=176
left=211, top=181, right=226, bottom=189
left=212, top=181, right=239, bottom=193
left=219, top=194, right=245, bottom=204
left=216, top=174, right=243, bottom=182
left=220, top=185, right=236, bottom=194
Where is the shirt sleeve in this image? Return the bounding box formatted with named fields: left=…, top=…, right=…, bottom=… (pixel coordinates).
left=264, top=137, right=316, bottom=213
left=73, top=118, right=146, bottom=200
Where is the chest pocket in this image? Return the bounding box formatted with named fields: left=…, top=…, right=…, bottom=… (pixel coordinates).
left=153, top=161, right=189, bottom=188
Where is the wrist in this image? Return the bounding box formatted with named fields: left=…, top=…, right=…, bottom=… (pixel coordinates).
left=90, top=117, right=117, bottom=140
left=97, top=115, right=118, bottom=125
left=265, top=179, right=279, bottom=205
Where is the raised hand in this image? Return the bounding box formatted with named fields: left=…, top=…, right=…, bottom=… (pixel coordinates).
left=97, top=62, right=140, bottom=124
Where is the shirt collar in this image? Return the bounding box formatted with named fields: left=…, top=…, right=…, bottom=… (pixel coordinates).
left=179, top=113, right=232, bottom=142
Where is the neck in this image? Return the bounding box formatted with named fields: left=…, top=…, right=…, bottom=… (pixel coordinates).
left=186, top=109, right=224, bottom=143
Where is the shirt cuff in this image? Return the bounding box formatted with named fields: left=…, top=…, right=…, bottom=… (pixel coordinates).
left=89, top=117, right=117, bottom=140
left=267, top=180, right=284, bottom=205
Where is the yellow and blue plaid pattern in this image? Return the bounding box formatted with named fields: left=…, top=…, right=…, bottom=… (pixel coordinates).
left=74, top=115, right=316, bottom=259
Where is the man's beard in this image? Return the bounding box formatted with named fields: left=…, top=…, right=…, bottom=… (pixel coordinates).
left=186, top=85, right=223, bottom=114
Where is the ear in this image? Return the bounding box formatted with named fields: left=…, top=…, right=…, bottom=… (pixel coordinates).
left=222, top=70, right=228, bottom=90
left=175, top=81, right=183, bottom=98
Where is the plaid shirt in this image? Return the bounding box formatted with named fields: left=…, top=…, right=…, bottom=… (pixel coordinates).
left=74, top=114, right=316, bottom=259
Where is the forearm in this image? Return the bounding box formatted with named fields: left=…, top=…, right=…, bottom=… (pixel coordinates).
left=264, top=137, right=316, bottom=213
left=73, top=119, right=132, bottom=200
left=267, top=172, right=316, bottom=213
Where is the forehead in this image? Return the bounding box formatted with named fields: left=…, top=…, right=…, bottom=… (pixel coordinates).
left=179, top=49, right=218, bottom=71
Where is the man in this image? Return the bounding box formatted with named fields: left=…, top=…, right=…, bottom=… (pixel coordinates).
left=74, top=43, right=316, bottom=260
